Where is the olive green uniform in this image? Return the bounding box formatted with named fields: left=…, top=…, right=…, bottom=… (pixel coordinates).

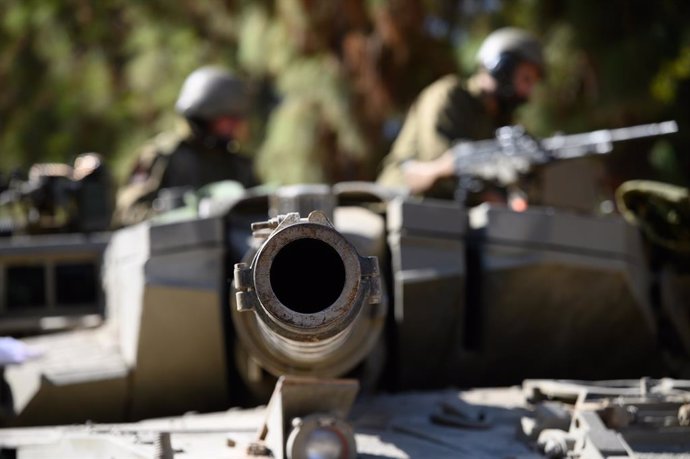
left=377, top=75, right=498, bottom=197
left=114, top=130, right=257, bottom=226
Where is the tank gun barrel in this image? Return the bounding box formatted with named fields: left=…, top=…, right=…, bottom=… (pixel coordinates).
left=232, top=211, right=384, bottom=378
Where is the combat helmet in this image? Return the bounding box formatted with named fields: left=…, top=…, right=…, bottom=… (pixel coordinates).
left=476, top=27, right=544, bottom=99
left=175, top=66, right=251, bottom=120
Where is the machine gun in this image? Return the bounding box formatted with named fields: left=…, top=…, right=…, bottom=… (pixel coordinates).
left=451, top=121, right=678, bottom=200
left=0, top=153, right=113, bottom=235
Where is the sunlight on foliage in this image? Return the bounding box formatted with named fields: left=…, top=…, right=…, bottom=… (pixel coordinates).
left=0, top=0, right=688, bottom=186
left=652, top=46, right=690, bottom=103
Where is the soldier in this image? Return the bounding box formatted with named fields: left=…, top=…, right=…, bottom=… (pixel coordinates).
left=114, top=66, right=258, bottom=226
left=376, top=27, right=544, bottom=199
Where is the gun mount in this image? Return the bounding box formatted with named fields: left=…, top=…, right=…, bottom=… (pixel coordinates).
left=0, top=153, right=113, bottom=235
left=0, top=155, right=113, bottom=335
left=232, top=211, right=385, bottom=379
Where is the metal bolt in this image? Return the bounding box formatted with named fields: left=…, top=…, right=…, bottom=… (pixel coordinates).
left=154, top=432, right=174, bottom=459
left=251, top=215, right=285, bottom=232
left=247, top=441, right=272, bottom=457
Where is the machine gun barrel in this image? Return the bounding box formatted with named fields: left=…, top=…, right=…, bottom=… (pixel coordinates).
left=232, top=211, right=385, bottom=378
left=542, top=120, right=679, bottom=159
left=452, top=120, right=678, bottom=179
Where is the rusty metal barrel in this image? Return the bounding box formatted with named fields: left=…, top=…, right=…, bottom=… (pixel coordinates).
left=232, top=211, right=385, bottom=379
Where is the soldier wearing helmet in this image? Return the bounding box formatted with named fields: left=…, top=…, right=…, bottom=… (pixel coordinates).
left=114, top=66, right=258, bottom=226
left=377, top=27, right=544, bottom=198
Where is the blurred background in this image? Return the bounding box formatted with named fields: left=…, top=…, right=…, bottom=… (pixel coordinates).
left=1, top=0, right=688, bottom=189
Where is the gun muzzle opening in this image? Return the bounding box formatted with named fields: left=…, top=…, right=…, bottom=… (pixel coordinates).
left=269, top=238, right=346, bottom=315
left=232, top=212, right=385, bottom=378
left=246, top=218, right=365, bottom=342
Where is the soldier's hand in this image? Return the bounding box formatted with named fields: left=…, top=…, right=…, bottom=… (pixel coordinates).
left=401, top=152, right=455, bottom=194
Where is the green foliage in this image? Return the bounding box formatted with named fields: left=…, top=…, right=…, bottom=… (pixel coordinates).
left=0, top=0, right=240, bottom=181
left=257, top=54, right=367, bottom=184
left=1, top=0, right=688, bottom=186
left=653, top=46, right=690, bottom=104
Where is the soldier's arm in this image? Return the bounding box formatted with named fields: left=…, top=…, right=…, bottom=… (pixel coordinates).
left=378, top=76, right=463, bottom=194
left=377, top=106, right=420, bottom=188
left=113, top=147, right=170, bottom=226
